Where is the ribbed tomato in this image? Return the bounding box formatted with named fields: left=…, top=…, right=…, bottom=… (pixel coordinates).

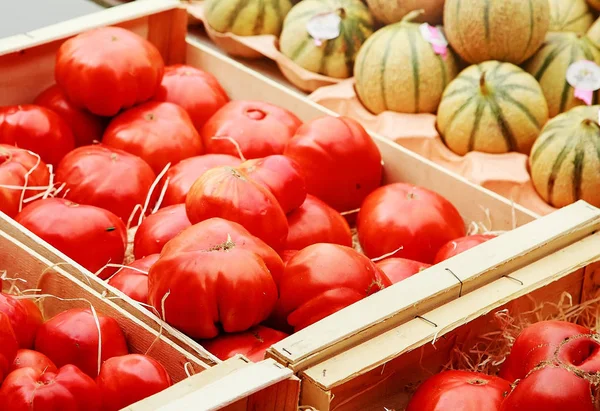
left=0, top=312, right=18, bottom=384
left=202, top=326, right=288, bottom=362
left=376, top=258, right=431, bottom=284
left=10, top=349, right=57, bottom=374
left=107, top=254, right=158, bottom=304
left=434, top=234, right=497, bottom=264
left=55, top=26, right=164, bottom=117
left=133, top=204, right=191, bottom=259
left=0, top=293, right=42, bottom=349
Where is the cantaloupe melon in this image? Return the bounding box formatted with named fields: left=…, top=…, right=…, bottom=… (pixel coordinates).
left=530, top=105, right=600, bottom=208
left=365, top=0, right=445, bottom=25
left=205, top=0, right=293, bottom=36
left=354, top=12, right=459, bottom=114
left=524, top=32, right=600, bottom=118
left=587, top=17, right=600, bottom=48
left=549, top=0, right=593, bottom=33
left=443, top=0, right=550, bottom=64
left=279, top=0, right=374, bottom=79
left=587, top=0, right=600, bottom=11
left=437, top=61, right=549, bottom=156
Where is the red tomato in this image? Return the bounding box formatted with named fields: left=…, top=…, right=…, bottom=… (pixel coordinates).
left=376, top=258, right=431, bottom=284
left=103, top=102, right=203, bottom=174
left=0, top=293, right=42, bottom=349
left=186, top=166, right=289, bottom=251
left=285, top=194, right=352, bottom=250
left=35, top=308, right=129, bottom=378
left=133, top=204, right=191, bottom=259
left=0, top=144, right=51, bottom=218
left=161, top=154, right=241, bottom=207
left=284, top=116, right=382, bottom=213
left=407, top=370, right=511, bottom=411
left=0, top=312, right=18, bottom=383
left=0, top=105, right=75, bottom=166
left=55, top=26, right=164, bottom=117
left=357, top=183, right=466, bottom=264
left=55, top=145, right=156, bottom=222
left=10, top=349, right=57, bottom=374
left=15, top=198, right=127, bottom=279
left=34, top=84, right=105, bottom=146
left=202, top=326, right=288, bottom=362
left=280, top=250, right=299, bottom=265
left=0, top=364, right=101, bottom=410
left=107, top=254, right=158, bottom=304
left=201, top=101, right=302, bottom=159
left=434, top=234, right=497, bottom=264
left=276, top=244, right=392, bottom=331
left=96, top=354, right=171, bottom=411
left=153, top=64, right=229, bottom=132
left=238, top=155, right=307, bottom=213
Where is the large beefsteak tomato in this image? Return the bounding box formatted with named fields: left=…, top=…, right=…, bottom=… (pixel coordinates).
left=133, top=204, right=191, bottom=259
left=376, top=258, right=431, bottom=284
left=107, top=254, right=159, bottom=304
left=0, top=312, right=18, bottom=384
left=202, top=326, right=288, bottom=362
left=10, top=349, right=57, bottom=374
left=0, top=293, right=42, bottom=349
left=434, top=234, right=497, bottom=264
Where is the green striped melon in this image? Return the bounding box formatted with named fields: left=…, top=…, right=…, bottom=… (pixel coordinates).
left=365, top=0, right=445, bottom=25
left=443, top=0, right=550, bottom=65
left=205, top=0, right=293, bottom=36
left=524, top=32, right=600, bottom=118
left=549, top=0, right=593, bottom=33
left=587, top=0, right=600, bottom=10
left=437, top=61, right=549, bottom=155
left=353, top=12, right=459, bottom=114
left=530, top=105, right=600, bottom=208
left=279, top=0, right=374, bottom=79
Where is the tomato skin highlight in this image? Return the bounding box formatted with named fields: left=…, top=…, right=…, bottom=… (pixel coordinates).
left=10, top=349, right=57, bottom=374
left=134, top=204, right=191, bottom=259
left=376, top=258, right=431, bottom=284
left=202, top=326, right=288, bottom=362
left=0, top=312, right=19, bottom=384
left=107, top=254, right=159, bottom=304
left=434, top=234, right=497, bottom=264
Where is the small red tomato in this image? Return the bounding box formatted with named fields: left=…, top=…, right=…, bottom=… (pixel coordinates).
left=55, top=26, right=164, bottom=117
left=202, top=326, right=288, bottom=362
left=284, top=116, right=382, bottom=213
left=186, top=166, right=289, bottom=251
left=0, top=293, right=42, bottom=349
left=96, top=354, right=172, bottom=411
left=35, top=308, right=129, bottom=378
left=0, top=144, right=51, bottom=218
left=0, top=312, right=18, bottom=383
left=407, top=370, right=511, bottom=411
left=434, top=234, right=497, bottom=264
left=103, top=102, right=203, bottom=174
left=0, top=105, right=75, bottom=166
left=376, top=258, right=431, bottom=284
left=357, top=184, right=466, bottom=264
left=201, top=101, right=302, bottom=159
left=133, top=204, right=191, bottom=259
left=10, top=349, right=58, bottom=374
left=153, top=64, right=229, bottom=132
left=238, top=155, right=307, bottom=213
left=55, top=145, right=156, bottom=222
left=0, top=365, right=101, bottom=410
left=15, top=198, right=127, bottom=279
left=108, top=254, right=159, bottom=304
left=34, top=84, right=105, bottom=146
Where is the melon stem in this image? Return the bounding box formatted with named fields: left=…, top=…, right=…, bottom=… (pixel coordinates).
left=336, top=7, right=346, bottom=18
left=479, top=72, right=488, bottom=95
left=401, top=9, right=425, bottom=23
left=582, top=118, right=600, bottom=129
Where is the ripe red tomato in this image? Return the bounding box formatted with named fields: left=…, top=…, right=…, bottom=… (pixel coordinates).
left=201, top=101, right=302, bottom=159
left=0, top=312, right=18, bottom=383
left=107, top=254, right=158, bottom=304
left=407, top=370, right=511, bottom=411
left=133, top=204, right=191, bottom=259
left=55, top=26, right=164, bottom=117
left=284, top=116, right=382, bottom=213
left=34, top=84, right=105, bottom=146
left=202, top=326, right=288, bottom=362
left=0, top=144, right=51, bottom=218
left=186, top=166, right=288, bottom=251
left=276, top=244, right=392, bottom=331
left=96, top=354, right=171, bottom=411
left=238, top=155, right=306, bottom=214
left=35, top=308, right=129, bottom=378
left=357, top=183, right=466, bottom=264
left=376, top=258, right=431, bottom=284
left=0, top=105, right=75, bottom=166
left=285, top=194, right=352, bottom=250
left=103, top=101, right=203, bottom=174
left=280, top=250, right=299, bottom=265
left=15, top=198, right=127, bottom=279
left=434, top=234, right=497, bottom=264
left=0, top=293, right=42, bottom=349
left=55, top=145, right=156, bottom=222
left=0, top=364, right=101, bottom=410
left=153, top=64, right=229, bottom=132
left=10, top=349, right=57, bottom=374
left=161, top=154, right=241, bottom=207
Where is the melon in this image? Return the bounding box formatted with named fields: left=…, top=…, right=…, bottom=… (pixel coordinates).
left=205, top=0, right=293, bottom=36
left=365, top=0, right=445, bottom=25
left=279, top=0, right=374, bottom=79
left=354, top=12, right=459, bottom=114
left=443, top=0, right=550, bottom=65
left=548, top=0, right=593, bottom=33
left=530, top=105, right=600, bottom=208
left=587, top=0, right=600, bottom=10
left=524, top=32, right=600, bottom=118
left=437, top=61, right=549, bottom=156
left=587, top=17, right=600, bottom=48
